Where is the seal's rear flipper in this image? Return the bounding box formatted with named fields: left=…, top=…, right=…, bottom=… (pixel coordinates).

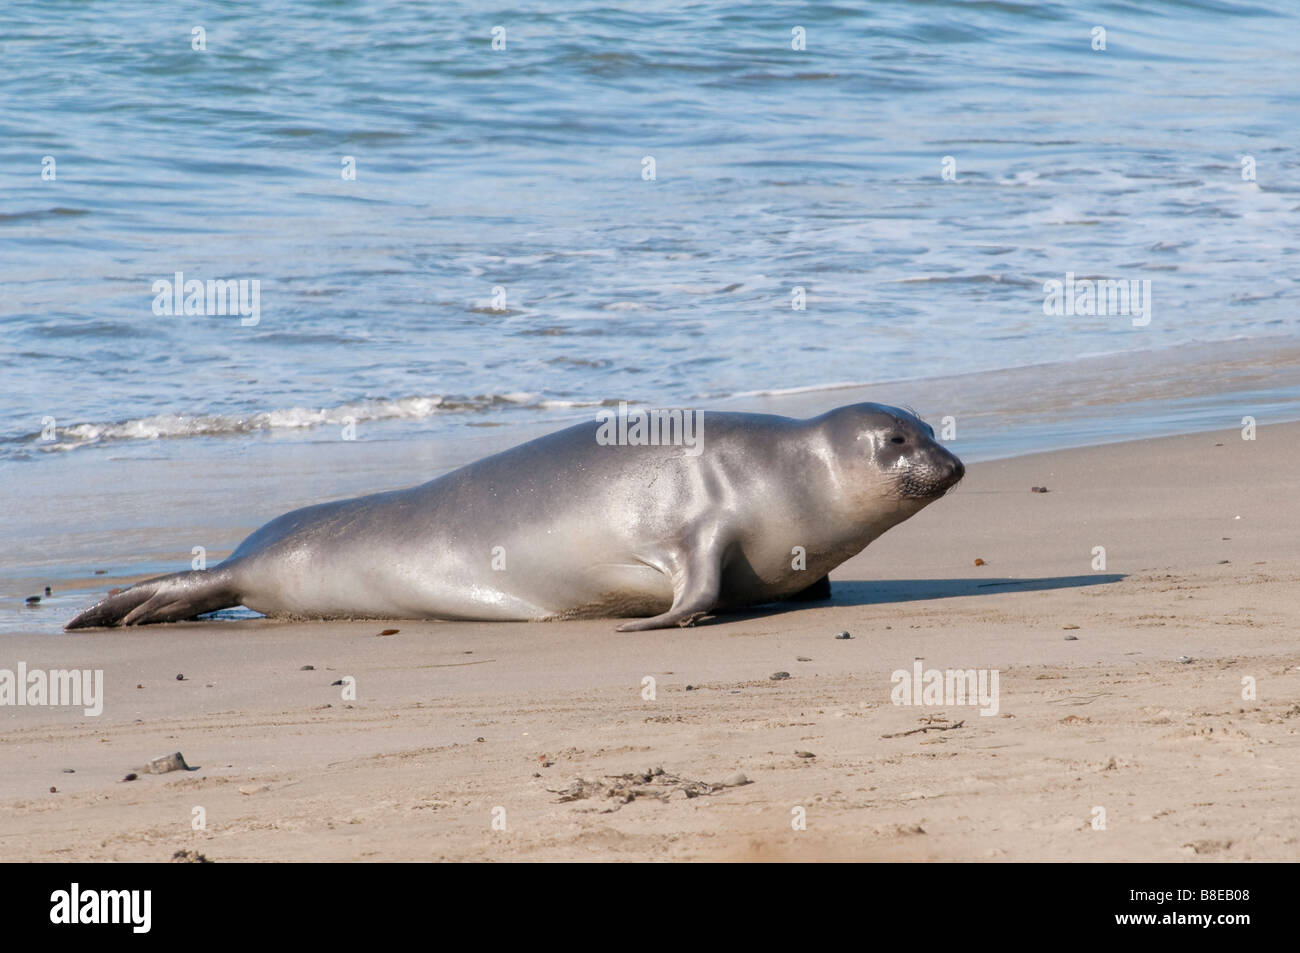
left=65, top=568, right=239, bottom=630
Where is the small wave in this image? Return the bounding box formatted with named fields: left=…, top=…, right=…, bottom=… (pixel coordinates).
left=723, top=381, right=871, bottom=399
left=0, top=207, right=91, bottom=224
left=36, top=320, right=157, bottom=339
left=536, top=397, right=626, bottom=409
left=891, top=274, right=1039, bottom=287
left=19, top=393, right=544, bottom=452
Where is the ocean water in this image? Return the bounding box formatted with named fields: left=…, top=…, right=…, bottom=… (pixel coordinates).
left=2, top=1, right=1299, bottom=628
left=2, top=0, right=1298, bottom=460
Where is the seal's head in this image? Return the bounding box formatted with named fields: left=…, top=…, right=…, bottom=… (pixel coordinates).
left=818, top=402, right=964, bottom=522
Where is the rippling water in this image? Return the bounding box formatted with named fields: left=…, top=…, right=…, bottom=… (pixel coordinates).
left=1, top=0, right=1298, bottom=460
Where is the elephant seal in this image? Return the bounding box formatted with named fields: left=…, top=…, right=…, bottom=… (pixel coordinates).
left=66, top=402, right=963, bottom=631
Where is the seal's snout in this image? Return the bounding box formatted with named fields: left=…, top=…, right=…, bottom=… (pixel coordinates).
left=895, top=440, right=965, bottom=500
left=929, top=444, right=965, bottom=495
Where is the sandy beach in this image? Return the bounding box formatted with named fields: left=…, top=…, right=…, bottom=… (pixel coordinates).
left=2, top=420, right=1296, bottom=862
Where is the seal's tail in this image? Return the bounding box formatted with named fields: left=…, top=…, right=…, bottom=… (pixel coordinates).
left=65, top=567, right=240, bottom=630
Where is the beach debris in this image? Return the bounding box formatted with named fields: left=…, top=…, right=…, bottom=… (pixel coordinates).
left=376, top=628, right=399, bottom=636
left=136, top=684, right=143, bottom=689
left=1178, top=655, right=1194, bottom=664
left=835, top=631, right=853, bottom=640
left=1064, top=635, right=1079, bottom=641
left=770, top=671, right=791, bottom=680
left=475, top=736, right=485, bottom=742
left=300, top=665, right=315, bottom=670
left=973, top=558, right=985, bottom=566
left=538, top=754, right=554, bottom=768
left=882, top=718, right=965, bottom=739
left=685, top=684, right=696, bottom=690
left=49, top=786, right=57, bottom=793
left=1217, top=559, right=1230, bottom=564
left=171, top=850, right=212, bottom=863
left=238, top=784, right=268, bottom=795
left=122, top=773, right=138, bottom=782
left=176, top=673, right=185, bottom=681
left=794, top=750, right=816, bottom=759
left=45, top=586, right=51, bottom=596
left=141, top=752, right=195, bottom=775
left=1031, top=486, right=1049, bottom=493
left=1046, top=692, right=1110, bottom=705
left=796, top=656, right=812, bottom=662
left=94, top=569, right=106, bottom=574
left=550, top=767, right=748, bottom=811
left=62, top=768, right=74, bottom=773
left=331, top=679, right=344, bottom=686
left=25, top=595, right=40, bottom=605
left=1063, top=624, right=1080, bottom=629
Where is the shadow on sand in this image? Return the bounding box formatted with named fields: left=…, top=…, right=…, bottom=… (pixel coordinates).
left=712, top=573, right=1126, bottom=626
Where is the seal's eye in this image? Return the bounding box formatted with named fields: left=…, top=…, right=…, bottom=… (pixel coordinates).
left=889, top=435, right=905, bottom=444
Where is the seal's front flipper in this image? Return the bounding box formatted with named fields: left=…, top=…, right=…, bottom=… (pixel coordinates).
left=617, top=532, right=726, bottom=632
left=65, top=567, right=240, bottom=630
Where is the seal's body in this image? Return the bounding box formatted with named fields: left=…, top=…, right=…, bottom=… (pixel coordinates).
left=66, top=403, right=963, bottom=631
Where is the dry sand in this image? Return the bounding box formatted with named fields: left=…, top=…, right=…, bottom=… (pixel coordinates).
left=2, top=423, right=1297, bottom=862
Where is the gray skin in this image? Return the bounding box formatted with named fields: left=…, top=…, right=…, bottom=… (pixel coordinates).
left=65, top=403, right=964, bottom=631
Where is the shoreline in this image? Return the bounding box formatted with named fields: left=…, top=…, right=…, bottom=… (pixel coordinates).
left=2, top=422, right=1297, bottom=860
left=9, top=332, right=1300, bottom=466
